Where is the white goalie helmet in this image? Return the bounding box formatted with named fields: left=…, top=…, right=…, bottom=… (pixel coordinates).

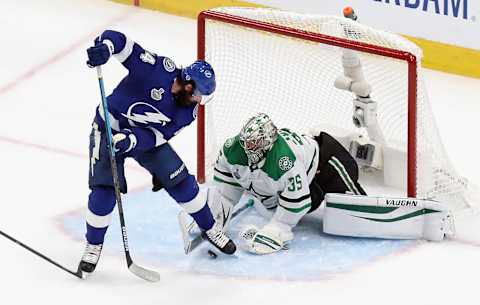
left=239, top=113, right=278, bottom=165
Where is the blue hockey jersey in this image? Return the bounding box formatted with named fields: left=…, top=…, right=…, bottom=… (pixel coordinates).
left=94, top=30, right=198, bottom=152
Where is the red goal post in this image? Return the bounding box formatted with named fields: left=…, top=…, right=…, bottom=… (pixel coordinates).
left=196, top=8, right=418, bottom=197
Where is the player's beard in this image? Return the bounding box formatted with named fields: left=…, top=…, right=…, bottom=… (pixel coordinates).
left=174, top=89, right=194, bottom=107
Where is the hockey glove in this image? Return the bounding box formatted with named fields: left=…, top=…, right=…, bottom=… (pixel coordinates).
left=112, top=129, right=137, bottom=155
left=86, top=42, right=111, bottom=67
left=239, top=221, right=293, bottom=255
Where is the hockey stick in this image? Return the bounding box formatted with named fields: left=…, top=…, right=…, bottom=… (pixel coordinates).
left=0, top=229, right=83, bottom=279
left=95, top=67, right=160, bottom=282
left=178, top=199, right=253, bottom=254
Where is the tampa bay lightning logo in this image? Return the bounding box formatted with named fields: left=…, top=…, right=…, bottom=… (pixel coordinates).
left=121, top=102, right=171, bottom=127
left=163, top=57, right=176, bottom=72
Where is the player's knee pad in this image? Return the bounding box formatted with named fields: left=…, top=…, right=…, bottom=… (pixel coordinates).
left=87, top=186, right=116, bottom=230
left=172, top=186, right=210, bottom=215
left=165, top=174, right=198, bottom=202
left=135, top=143, right=189, bottom=190
left=88, top=186, right=116, bottom=214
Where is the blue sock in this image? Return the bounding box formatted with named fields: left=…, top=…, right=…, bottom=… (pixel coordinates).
left=86, top=224, right=108, bottom=245
left=166, top=175, right=215, bottom=231
left=189, top=203, right=215, bottom=231
left=85, top=186, right=116, bottom=245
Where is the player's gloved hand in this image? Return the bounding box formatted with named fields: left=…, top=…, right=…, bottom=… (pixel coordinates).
left=239, top=220, right=293, bottom=255
left=112, top=129, right=137, bottom=155
left=86, top=42, right=111, bottom=67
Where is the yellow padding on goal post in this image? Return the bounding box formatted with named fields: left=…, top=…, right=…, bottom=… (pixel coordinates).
left=404, top=35, right=480, bottom=79
left=111, top=0, right=480, bottom=79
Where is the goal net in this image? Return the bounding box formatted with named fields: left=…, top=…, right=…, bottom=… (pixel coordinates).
left=196, top=7, right=477, bottom=210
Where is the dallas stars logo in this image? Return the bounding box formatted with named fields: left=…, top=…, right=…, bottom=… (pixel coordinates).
left=278, top=156, right=293, bottom=171
left=224, top=137, right=234, bottom=148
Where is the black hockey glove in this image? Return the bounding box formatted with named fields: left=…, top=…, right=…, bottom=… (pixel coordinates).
left=86, top=43, right=111, bottom=67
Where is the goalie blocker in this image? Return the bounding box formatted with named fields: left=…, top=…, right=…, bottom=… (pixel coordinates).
left=324, top=193, right=455, bottom=241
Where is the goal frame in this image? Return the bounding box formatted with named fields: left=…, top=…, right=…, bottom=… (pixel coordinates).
left=196, top=10, right=418, bottom=197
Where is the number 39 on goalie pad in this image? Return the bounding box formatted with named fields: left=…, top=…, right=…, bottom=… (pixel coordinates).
left=323, top=193, right=455, bottom=241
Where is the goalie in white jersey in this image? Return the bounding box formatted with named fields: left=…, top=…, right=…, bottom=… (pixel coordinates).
left=213, top=113, right=366, bottom=254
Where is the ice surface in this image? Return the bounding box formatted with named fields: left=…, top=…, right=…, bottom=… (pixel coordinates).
left=62, top=189, right=416, bottom=280
left=1, top=1, right=480, bottom=305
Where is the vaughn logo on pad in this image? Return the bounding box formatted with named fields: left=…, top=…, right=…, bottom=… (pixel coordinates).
left=383, top=199, right=418, bottom=207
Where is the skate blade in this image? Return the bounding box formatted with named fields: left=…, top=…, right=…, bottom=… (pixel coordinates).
left=205, top=245, right=239, bottom=260
left=80, top=270, right=92, bottom=279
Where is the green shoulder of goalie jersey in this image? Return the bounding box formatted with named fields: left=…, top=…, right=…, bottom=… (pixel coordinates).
left=219, top=128, right=308, bottom=181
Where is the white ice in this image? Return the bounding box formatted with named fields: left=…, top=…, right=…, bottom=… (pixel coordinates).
left=1, top=1, right=480, bottom=304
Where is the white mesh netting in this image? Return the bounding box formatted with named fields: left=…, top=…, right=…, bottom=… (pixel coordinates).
left=200, top=7, right=477, bottom=210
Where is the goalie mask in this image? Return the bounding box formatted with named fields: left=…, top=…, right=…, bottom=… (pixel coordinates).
left=239, top=113, right=278, bottom=165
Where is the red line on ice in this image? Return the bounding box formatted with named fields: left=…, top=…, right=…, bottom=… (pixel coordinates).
left=0, top=135, right=86, bottom=159
left=0, top=9, right=135, bottom=96
left=0, top=135, right=144, bottom=173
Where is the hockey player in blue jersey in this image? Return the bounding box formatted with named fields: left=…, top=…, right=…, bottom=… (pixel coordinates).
left=79, top=30, right=236, bottom=274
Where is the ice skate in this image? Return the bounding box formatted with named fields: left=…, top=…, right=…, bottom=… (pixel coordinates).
left=202, top=222, right=236, bottom=255
left=78, top=242, right=103, bottom=275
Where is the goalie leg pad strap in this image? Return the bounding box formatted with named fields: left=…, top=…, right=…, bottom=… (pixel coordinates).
left=323, top=193, right=454, bottom=241
left=206, top=187, right=234, bottom=230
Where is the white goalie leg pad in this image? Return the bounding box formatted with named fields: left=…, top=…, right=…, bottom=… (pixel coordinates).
left=206, top=187, right=234, bottom=230
left=323, top=193, right=455, bottom=241
left=177, top=187, right=235, bottom=254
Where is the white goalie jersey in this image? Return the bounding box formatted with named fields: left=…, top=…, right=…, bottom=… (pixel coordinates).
left=213, top=128, right=319, bottom=228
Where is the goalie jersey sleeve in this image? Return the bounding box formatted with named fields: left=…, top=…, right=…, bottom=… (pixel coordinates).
left=263, top=132, right=313, bottom=227
left=273, top=163, right=312, bottom=227
left=212, top=143, right=245, bottom=206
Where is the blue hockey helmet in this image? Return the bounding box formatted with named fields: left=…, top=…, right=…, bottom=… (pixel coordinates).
left=181, top=60, right=216, bottom=105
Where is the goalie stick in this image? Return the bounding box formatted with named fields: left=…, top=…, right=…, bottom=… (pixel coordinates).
left=178, top=199, right=253, bottom=255
left=0, top=229, right=83, bottom=279
left=95, top=67, right=160, bottom=282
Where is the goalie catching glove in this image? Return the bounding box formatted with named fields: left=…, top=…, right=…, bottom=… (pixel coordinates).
left=239, top=220, right=293, bottom=255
